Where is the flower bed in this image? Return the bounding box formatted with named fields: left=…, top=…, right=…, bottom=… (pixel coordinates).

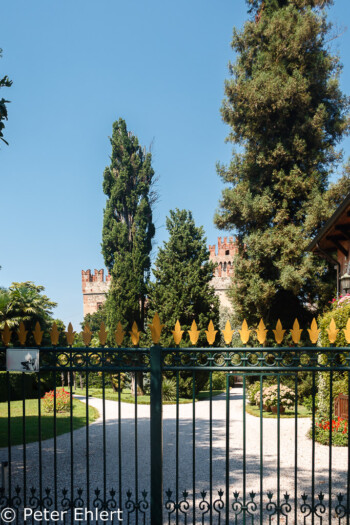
left=311, top=416, right=348, bottom=447
left=42, top=389, right=71, bottom=413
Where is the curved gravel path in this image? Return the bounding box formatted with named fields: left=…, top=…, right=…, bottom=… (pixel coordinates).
left=2, top=388, right=348, bottom=522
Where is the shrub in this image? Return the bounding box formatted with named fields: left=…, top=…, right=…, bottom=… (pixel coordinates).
left=248, top=381, right=261, bottom=405
left=42, top=389, right=71, bottom=413
left=177, top=371, right=208, bottom=398
left=0, top=371, right=56, bottom=402
left=319, top=295, right=350, bottom=347
left=162, top=378, right=176, bottom=402
left=255, top=384, right=295, bottom=409
left=211, top=372, right=227, bottom=391
left=317, top=297, right=350, bottom=417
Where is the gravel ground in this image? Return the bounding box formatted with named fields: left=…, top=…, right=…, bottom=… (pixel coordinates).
left=1, top=387, right=348, bottom=523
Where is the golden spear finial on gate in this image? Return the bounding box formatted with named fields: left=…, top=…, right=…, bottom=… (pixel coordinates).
left=239, top=320, right=250, bottom=345
left=172, top=321, right=184, bottom=345
left=188, top=320, right=200, bottom=345
left=18, top=322, right=28, bottom=346
left=130, top=322, right=140, bottom=346
left=65, top=323, right=76, bottom=346
left=256, top=319, right=267, bottom=345
left=33, top=322, right=44, bottom=346
left=273, top=320, right=285, bottom=345
left=327, top=318, right=339, bottom=344
left=290, top=319, right=302, bottom=345
left=149, top=313, right=164, bottom=344
left=2, top=322, right=11, bottom=346
left=99, top=322, right=108, bottom=346
left=344, top=319, right=350, bottom=344
left=115, top=322, right=125, bottom=346
left=82, top=324, right=92, bottom=346
left=205, top=321, right=217, bottom=346
left=50, top=322, right=60, bottom=346
left=307, top=318, right=320, bottom=345
left=222, top=321, right=234, bottom=345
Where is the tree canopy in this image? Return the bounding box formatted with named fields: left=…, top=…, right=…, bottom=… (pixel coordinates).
left=102, top=118, right=155, bottom=337
left=0, top=282, right=58, bottom=345
left=148, top=209, right=219, bottom=347
left=215, top=0, right=349, bottom=326
left=0, top=48, right=12, bottom=145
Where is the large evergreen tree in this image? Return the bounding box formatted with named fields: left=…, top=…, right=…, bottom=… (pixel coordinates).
left=102, top=118, right=155, bottom=337
left=215, top=0, right=349, bottom=326
left=148, top=209, right=220, bottom=347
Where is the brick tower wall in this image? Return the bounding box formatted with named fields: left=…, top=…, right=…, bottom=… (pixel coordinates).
left=81, top=269, right=111, bottom=317
left=82, top=236, right=237, bottom=318
left=209, top=237, right=238, bottom=311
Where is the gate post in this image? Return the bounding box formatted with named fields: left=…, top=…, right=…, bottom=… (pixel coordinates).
left=150, top=345, right=163, bottom=524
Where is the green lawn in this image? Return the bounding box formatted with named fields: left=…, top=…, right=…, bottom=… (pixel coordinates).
left=246, top=403, right=311, bottom=419
left=0, top=398, right=99, bottom=447
left=72, top=387, right=225, bottom=404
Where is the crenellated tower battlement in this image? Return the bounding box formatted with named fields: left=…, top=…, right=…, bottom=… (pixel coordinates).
left=209, top=236, right=239, bottom=311
left=82, top=269, right=111, bottom=317
left=81, top=237, right=238, bottom=318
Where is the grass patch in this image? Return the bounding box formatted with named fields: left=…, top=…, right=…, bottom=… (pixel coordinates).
left=0, top=398, right=99, bottom=447
left=196, top=390, right=225, bottom=400
left=246, top=403, right=311, bottom=418
left=73, top=387, right=225, bottom=404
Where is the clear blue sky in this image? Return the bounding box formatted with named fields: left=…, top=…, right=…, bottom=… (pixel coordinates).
left=1, top=0, right=350, bottom=329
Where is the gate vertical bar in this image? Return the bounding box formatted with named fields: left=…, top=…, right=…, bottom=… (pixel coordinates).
left=348, top=369, right=350, bottom=525
left=277, top=374, right=280, bottom=525
left=176, top=370, right=179, bottom=524
left=53, top=369, right=57, bottom=511
left=209, top=370, right=213, bottom=524
left=135, top=372, right=139, bottom=524
left=329, top=370, right=333, bottom=525
left=225, top=373, right=230, bottom=525
left=312, top=371, right=316, bottom=525
left=294, top=374, right=298, bottom=525
left=118, top=372, right=122, bottom=510
left=259, top=374, right=263, bottom=525
left=22, top=373, right=26, bottom=507
left=150, top=345, right=163, bottom=525
left=38, top=368, right=43, bottom=508
left=193, top=371, right=196, bottom=525
left=7, top=372, right=11, bottom=501
left=85, top=361, right=90, bottom=520
left=243, top=374, right=246, bottom=525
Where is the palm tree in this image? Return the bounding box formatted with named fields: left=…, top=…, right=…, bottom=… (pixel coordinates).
left=0, top=282, right=57, bottom=333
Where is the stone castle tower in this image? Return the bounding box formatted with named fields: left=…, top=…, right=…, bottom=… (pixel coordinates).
left=209, top=236, right=238, bottom=310
left=81, top=269, right=111, bottom=317
left=82, top=236, right=238, bottom=317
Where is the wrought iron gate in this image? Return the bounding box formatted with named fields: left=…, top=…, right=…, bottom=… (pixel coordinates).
left=1, top=315, right=350, bottom=524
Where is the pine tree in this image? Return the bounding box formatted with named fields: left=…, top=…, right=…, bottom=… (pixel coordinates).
left=148, top=209, right=220, bottom=347
left=215, top=0, right=349, bottom=326
left=102, top=118, right=155, bottom=338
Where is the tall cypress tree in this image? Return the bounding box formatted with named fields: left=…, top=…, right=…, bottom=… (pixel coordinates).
left=215, top=0, right=349, bottom=326
left=102, top=118, right=155, bottom=336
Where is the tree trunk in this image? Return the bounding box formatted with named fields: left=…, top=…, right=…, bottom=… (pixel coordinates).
left=131, top=372, right=144, bottom=396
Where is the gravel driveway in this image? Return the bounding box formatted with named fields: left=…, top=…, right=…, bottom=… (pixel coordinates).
left=2, top=387, right=348, bottom=523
